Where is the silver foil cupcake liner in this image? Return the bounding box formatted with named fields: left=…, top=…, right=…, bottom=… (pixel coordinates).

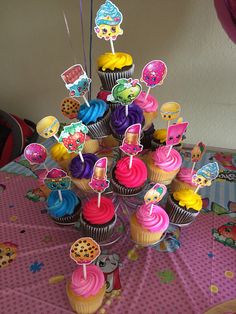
left=80, top=213, right=117, bottom=242
left=165, top=196, right=199, bottom=225
left=87, top=109, right=112, bottom=139
left=97, top=64, right=135, bottom=91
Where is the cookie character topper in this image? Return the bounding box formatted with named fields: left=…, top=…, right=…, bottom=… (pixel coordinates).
left=119, top=124, right=143, bottom=169
left=166, top=121, right=189, bottom=157
left=191, top=142, right=206, bottom=174
left=89, top=157, right=110, bottom=208
left=160, top=102, right=181, bottom=128
left=94, top=0, right=123, bottom=54
left=107, top=78, right=142, bottom=116
left=192, top=162, right=219, bottom=194
left=61, top=97, right=80, bottom=119
left=58, top=121, right=88, bottom=163
left=144, top=183, right=167, bottom=215
left=70, top=237, right=101, bottom=280
left=141, top=60, right=167, bottom=99
left=61, top=64, right=91, bottom=107
left=36, top=116, right=60, bottom=141
left=24, top=143, right=47, bottom=169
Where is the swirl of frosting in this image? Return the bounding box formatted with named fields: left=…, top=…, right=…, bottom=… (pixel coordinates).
left=83, top=196, right=115, bottom=224
left=97, top=52, right=133, bottom=71
left=176, top=167, right=197, bottom=186
left=78, top=99, right=108, bottom=124
left=152, top=146, right=182, bottom=171
left=134, top=92, right=158, bottom=113
left=50, top=143, right=76, bottom=161
left=153, top=129, right=167, bottom=143
left=111, top=104, right=144, bottom=135
left=115, top=156, right=147, bottom=188
left=47, top=190, right=79, bottom=218
left=136, top=204, right=169, bottom=232
left=173, top=189, right=202, bottom=211
left=71, top=265, right=105, bottom=297
left=70, top=154, right=98, bottom=179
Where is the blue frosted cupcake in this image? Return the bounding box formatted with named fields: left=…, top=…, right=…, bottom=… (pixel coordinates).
left=78, top=99, right=111, bottom=138
left=47, top=190, right=81, bottom=225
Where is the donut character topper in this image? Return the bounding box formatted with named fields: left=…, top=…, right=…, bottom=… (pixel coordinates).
left=89, top=157, right=110, bottom=193
left=120, top=124, right=143, bottom=156
left=160, top=102, right=181, bottom=121
left=191, top=142, right=206, bottom=163
left=144, top=183, right=167, bottom=205
left=70, top=237, right=101, bottom=265
left=94, top=0, right=123, bottom=41
left=44, top=168, right=71, bottom=191
left=36, top=116, right=60, bottom=139
left=61, top=97, right=80, bottom=119
left=24, top=143, right=47, bottom=165
left=192, top=162, right=219, bottom=190
left=141, top=60, right=167, bottom=88
left=166, top=121, right=189, bottom=146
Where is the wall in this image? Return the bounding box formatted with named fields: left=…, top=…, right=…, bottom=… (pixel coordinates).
left=1, top=0, right=236, bottom=149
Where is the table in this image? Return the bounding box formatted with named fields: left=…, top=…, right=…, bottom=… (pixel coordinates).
left=1, top=142, right=236, bottom=314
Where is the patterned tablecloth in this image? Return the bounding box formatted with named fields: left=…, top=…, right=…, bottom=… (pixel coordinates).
left=0, top=141, right=236, bottom=314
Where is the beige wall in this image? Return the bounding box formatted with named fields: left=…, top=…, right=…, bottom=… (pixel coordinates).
left=1, top=0, right=236, bottom=149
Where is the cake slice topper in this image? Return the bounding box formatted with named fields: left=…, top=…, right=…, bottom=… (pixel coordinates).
left=192, top=162, right=219, bottom=194
left=36, top=116, right=60, bottom=141
left=94, top=0, right=123, bottom=53
left=24, top=143, right=47, bottom=167
left=144, top=183, right=167, bottom=215
left=89, top=157, right=110, bottom=208
left=61, top=97, right=80, bottom=119
left=61, top=64, right=91, bottom=107
left=165, top=121, right=189, bottom=157
left=191, top=142, right=206, bottom=174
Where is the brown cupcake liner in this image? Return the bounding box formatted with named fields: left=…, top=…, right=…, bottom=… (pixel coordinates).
left=50, top=202, right=81, bottom=225
left=87, top=109, right=112, bottom=139
left=165, top=195, right=199, bottom=225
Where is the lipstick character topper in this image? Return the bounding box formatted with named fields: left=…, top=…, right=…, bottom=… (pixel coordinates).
left=89, top=157, right=110, bottom=193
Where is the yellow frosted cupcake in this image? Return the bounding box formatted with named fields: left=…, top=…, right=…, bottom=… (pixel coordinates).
left=171, top=167, right=197, bottom=193
left=83, top=136, right=100, bottom=154
left=151, top=128, right=167, bottom=149
left=50, top=143, right=77, bottom=171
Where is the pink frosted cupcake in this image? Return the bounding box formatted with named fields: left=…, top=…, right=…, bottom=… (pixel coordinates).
left=147, top=146, right=182, bottom=185
left=171, top=167, right=197, bottom=192
left=134, top=92, right=158, bottom=130
left=130, top=203, right=169, bottom=245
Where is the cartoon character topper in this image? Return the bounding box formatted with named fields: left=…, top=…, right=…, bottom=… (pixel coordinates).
left=107, top=78, right=142, bottom=105
left=166, top=121, right=189, bottom=146
left=89, top=157, right=110, bottom=193
left=61, top=97, right=80, bottom=119
left=160, top=102, right=181, bottom=121
left=36, top=116, right=60, bottom=139
left=70, top=237, right=101, bottom=265
left=144, top=183, right=167, bottom=205
left=61, top=64, right=91, bottom=98
left=141, top=60, right=167, bottom=88
left=44, top=168, right=71, bottom=191
left=58, top=121, right=88, bottom=153
left=94, top=0, right=123, bottom=41
left=192, top=162, right=219, bottom=188
left=120, top=124, right=143, bottom=156
left=191, top=142, right=206, bottom=163
left=24, top=143, right=47, bottom=165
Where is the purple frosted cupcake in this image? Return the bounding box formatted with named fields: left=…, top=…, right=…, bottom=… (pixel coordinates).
left=110, top=103, right=144, bottom=140
left=69, top=153, right=99, bottom=192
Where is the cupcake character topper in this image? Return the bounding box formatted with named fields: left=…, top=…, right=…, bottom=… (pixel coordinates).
left=141, top=60, right=167, bottom=99
left=24, top=143, right=48, bottom=169
left=192, top=162, right=219, bottom=194
left=107, top=78, right=142, bottom=116
left=61, top=97, right=80, bottom=120
left=144, top=183, right=167, bottom=215
left=166, top=121, right=189, bottom=157
left=89, top=157, right=110, bottom=208
left=70, top=237, right=101, bottom=280
left=160, top=102, right=181, bottom=128
left=36, top=116, right=60, bottom=141
left=94, top=0, right=123, bottom=53
left=191, top=142, right=206, bottom=174
left=61, top=64, right=91, bottom=107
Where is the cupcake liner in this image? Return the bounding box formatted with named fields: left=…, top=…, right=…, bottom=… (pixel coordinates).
left=50, top=202, right=81, bottom=225
left=165, top=195, right=199, bottom=225
left=98, top=64, right=135, bottom=91
left=80, top=214, right=117, bottom=243
left=71, top=178, right=93, bottom=193
left=87, top=109, right=112, bottom=139
left=171, top=178, right=196, bottom=193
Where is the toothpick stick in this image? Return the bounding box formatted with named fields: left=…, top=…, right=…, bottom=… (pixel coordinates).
left=98, top=192, right=101, bottom=208
left=58, top=190, right=63, bottom=202
left=191, top=162, right=196, bottom=174
left=83, top=95, right=90, bottom=107
left=194, top=186, right=200, bottom=194
left=43, top=163, right=49, bottom=172
left=149, top=203, right=154, bottom=215
left=167, top=120, right=170, bottom=128
left=129, top=155, right=133, bottom=169
left=166, top=145, right=173, bottom=158
left=110, top=38, right=115, bottom=54
left=125, top=105, right=129, bottom=117
left=79, top=151, right=84, bottom=163
left=145, top=87, right=151, bottom=100
left=82, top=264, right=87, bottom=280
left=53, top=135, right=59, bottom=142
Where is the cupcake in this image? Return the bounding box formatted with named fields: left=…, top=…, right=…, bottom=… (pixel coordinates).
left=83, top=135, right=100, bottom=154
left=66, top=264, right=106, bottom=314
left=141, top=123, right=155, bottom=149
left=101, top=134, right=119, bottom=148
left=151, top=128, right=167, bottom=149
left=47, top=190, right=81, bottom=224
left=70, top=154, right=99, bottom=192
left=97, top=52, right=134, bottom=91
left=146, top=146, right=182, bottom=185
left=171, top=167, right=197, bottom=193
left=165, top=189, right=202, bottom=225
left=130, top=203, right=169, bottom=246
left=110, top=103, right=144, bottom=141
left=97, top=89, right=120, bottom=111
left=110, top=156, right=147, bottom=195
left=80, top=196, right=117, bottom=242
left=134, top=92, right=158, bottom=130
left=50, top=142, right=77, bottom=171
left=78, top=99, right=111, bottom=138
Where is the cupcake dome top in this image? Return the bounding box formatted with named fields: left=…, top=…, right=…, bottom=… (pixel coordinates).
left=176, top=167, right=197, bottom=186
left=70, top=153, right=99, bottom=179
left=47, top=190, right=79, bottom=218
left=83, top=196, right=115, bottom=224
left=152, top=146, right=182, bottom=171
left=78, top=99, right=108, bottom=124
left=50, top=143, right=76, bottom=161
left=97, top=52, right=133, bottom=71
left=173, top=189, right=202, bottom=211
left=153, top=129, right=167, bottom=143
left=134, top=91, right=158, bottom=113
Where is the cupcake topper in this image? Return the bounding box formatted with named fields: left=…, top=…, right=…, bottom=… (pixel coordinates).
left=160, top=102, right=181, bottom=128
left=89, top=157, right=110, bottom=208
left=44, top=168, right=71, bottom=202
left=191, top=142, right=206, bottom=174
left=119, top=123, right=143, bottom=169
left=61, top=97, right=80, bottom=119
left=107, top=78, right=142, bottom=116
left=192, top=162, right=219, bottom=194
left=24, top=143, right=48, bottom=171
left=61, top=64, right=91, bottom=107
left=70, top=237, right=101, bottom=280
left=58, top=121, right=88, bottom=163
left=36, top=116, right=60, bottom=141
left=166, top=121, right=189, bottom=157
left=94, top=0, right=123, bottom=54
left=144, top=183, right=167, bottom=215
left=140, top=60, right=167, bottom=99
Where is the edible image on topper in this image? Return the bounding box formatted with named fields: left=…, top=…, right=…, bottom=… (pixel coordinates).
left=70, top=237, right=101, bottom=265
left=166, top=122, right=189, bottom=146
left=120, top=123, right=143, bottom=156
left=191, top=142, right=206, bottom=163
left=160, top=102, right=181, bottom=121
left=94, top=0, right=123, bottom=41
left=44, top=168, right=71, bottom=191
left=107, top=78, right=142, bottom=105
left=24, top=143, right=47, bottom=165
left=89, top=157, right=110, bottom=193
left=36, top=116, right=60, bottom=139
left=61, top=64, right=91, bottom=98
left=192, top=162, right=219, bottom=187
left=144, top=183, right=167, bottom=205
left=141, top=60, right=167, bottom=88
